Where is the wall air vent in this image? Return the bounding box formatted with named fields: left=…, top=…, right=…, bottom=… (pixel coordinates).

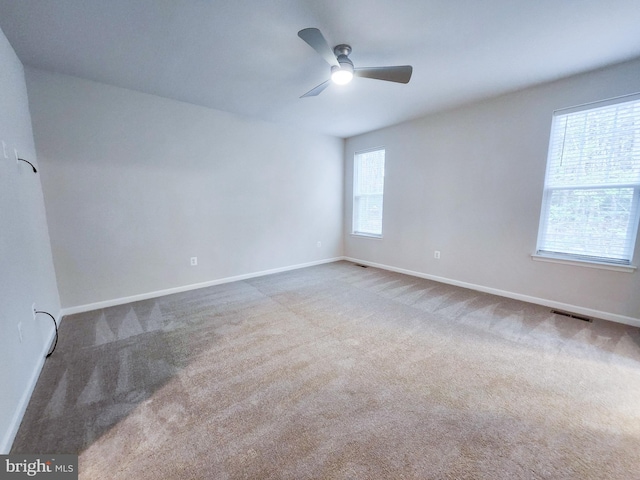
left=551, top=310, right=593, bottom=323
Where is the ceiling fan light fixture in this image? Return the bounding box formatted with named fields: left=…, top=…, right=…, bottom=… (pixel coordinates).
left=331, top=67, right=353, bottom=85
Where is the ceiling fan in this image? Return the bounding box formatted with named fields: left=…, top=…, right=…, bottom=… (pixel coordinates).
left=297, top=28, right=413, bottom=98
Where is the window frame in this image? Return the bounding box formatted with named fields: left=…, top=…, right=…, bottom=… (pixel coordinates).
left=534, top=93, right=640, bottom=272
left=352, top=147, right=386, bottom=238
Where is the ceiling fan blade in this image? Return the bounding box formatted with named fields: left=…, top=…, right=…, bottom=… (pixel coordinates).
left=354, top=65, right=413, bottom=84
left=298, top=28, right=339, bottom=67
left=300, top=80, right=331, bottom=98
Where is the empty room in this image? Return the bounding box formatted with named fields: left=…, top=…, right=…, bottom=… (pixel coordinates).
left=1, top=1, right=639, bottom=478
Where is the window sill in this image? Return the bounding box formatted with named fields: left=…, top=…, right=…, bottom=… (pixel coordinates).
left=351, top=233, right=383, bottom=239
left=531, top=254, right=636, bottom=273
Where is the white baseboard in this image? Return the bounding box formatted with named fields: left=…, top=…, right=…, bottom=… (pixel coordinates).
left=61, top=257, right=345, bottom=316
left=1, top=311, right=62, bottom=454
left=344, top=257, right=640, bottom=329
left=61, top=255, right=640, bottom=328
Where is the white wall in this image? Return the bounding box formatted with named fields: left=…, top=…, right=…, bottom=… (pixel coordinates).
left=25, top=69, right=344, bottom=310
left=345, top=58, right=640, bottom=324
left=0, top=30, right=61, bottom=453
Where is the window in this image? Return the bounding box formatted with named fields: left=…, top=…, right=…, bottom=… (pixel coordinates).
left=536, top=94, right=640, bottom=267
left=353, top=148, right=385, bottom=237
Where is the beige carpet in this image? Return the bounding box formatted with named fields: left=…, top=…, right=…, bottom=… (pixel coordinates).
left=12, top=261, right=640, bottom=479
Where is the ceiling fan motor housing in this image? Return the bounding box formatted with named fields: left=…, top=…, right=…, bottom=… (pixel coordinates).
left=332, top=44, right=354, bottom=75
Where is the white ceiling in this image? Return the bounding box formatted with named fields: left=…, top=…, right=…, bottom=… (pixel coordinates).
left=1, top=0, right=640, bottom=138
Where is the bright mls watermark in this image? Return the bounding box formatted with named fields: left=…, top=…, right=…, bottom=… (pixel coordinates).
left=1, top=455, right=77, bottom=479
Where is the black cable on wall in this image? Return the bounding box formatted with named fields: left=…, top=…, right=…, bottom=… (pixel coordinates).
left=35, top=310, right=58, bottom=358
left=18, top=157, right=37, bottom=173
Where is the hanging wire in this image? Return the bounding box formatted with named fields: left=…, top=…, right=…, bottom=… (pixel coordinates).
left=18, top=158, right=37, bottom=173
left=35, top=310, right=58, bottom=358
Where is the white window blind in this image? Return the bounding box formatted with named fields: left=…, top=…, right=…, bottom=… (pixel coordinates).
left=536, top=94, right=640, bottom=265
left=353, top=148, right=385, bottom=237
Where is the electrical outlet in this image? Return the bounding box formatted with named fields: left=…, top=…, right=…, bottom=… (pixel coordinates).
left=1, top=141, right=7, bottom=159
left=190, top=257, right=198, bottom=266
left=317, top=241, right=322, bottom=248
left=434, top=250, right=441, bottom=259
left=32, top=303, right=37, bottom=320
left=18, top=321, right=23, bottom=343
left=14, top=148, right=19, bottom=165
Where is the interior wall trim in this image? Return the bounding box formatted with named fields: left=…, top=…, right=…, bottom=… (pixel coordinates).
left=1, top=311, right=61, bottom=454
left=60, top=257, right=345, bottom=317
left=343, top=257, right=640, bottom=329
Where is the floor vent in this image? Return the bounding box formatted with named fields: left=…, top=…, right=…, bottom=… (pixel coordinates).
left=355, top=264, right=369, bottom=268
left=551, top=309, right=593, bottom=323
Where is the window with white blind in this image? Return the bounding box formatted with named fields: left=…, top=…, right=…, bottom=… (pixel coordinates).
left=536, top=94, right=640, bottom=267
left=353, top=148, right=385, bottom=237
